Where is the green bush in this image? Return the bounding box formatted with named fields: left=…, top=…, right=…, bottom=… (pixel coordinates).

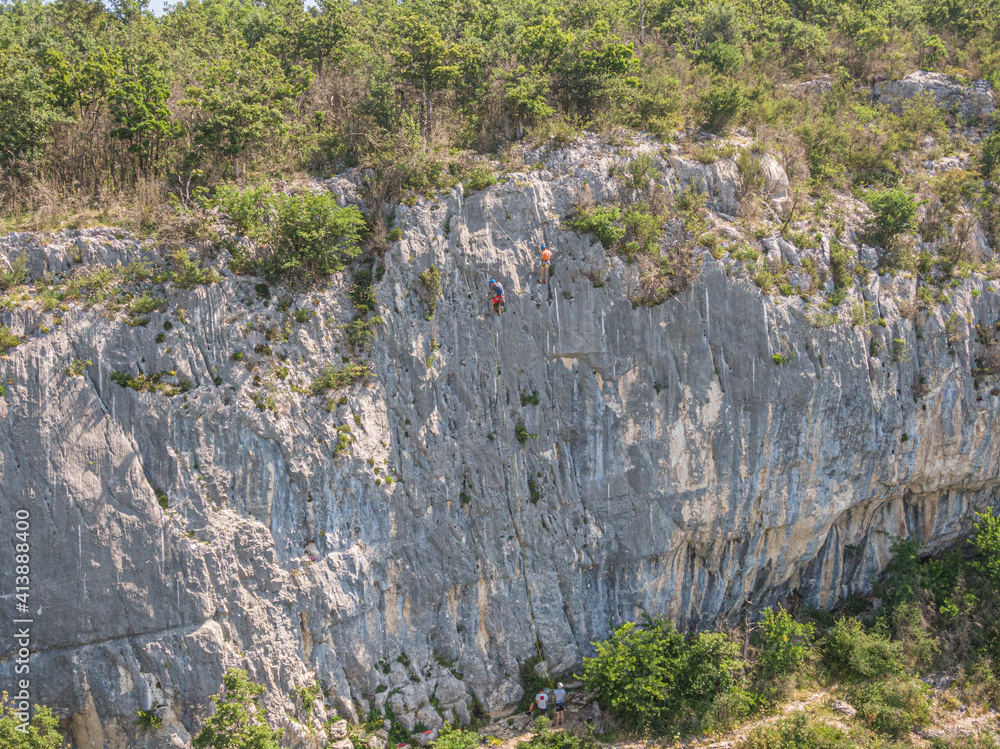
left=890, top=602, right=939, bottom=670
left=515, top=424, right=539, bottom=445
left=582, top=617, right=686, bottom=729
left=980, top=132, right=1000, bottom=180
left=846, top=676, right=931, bottom=737
left=697, top=40, right=743, bottom=75
left=129, top=293, right=168, bottom=316
left=622, top=204, right=665, bottom=254
left=65, top=359, right=92, bottom=377
left=755, top=606, right=815, bottom=682
left=0, top=699, right=64, bottom=749
left=565, top=206, right=625, bottom=249
left=345, top=315, right=383, bottom=350
left=167, top=248, right=221, bottom=289
left=464, top=166, right=497, bottom=193
left=864, top=186, right=919, bottom=250
left=822, top=618, right=903, bottom=682
left=110, top=370, right=195, bottom=397
left=0, top=253, right=29, bottom=292
left=271, top=192, right=366, bottom=282
left=699, top=81, right=747, bottom=134
left=627, top=154, right=662, bottom=190
left=828, top=241, right=853, bottom=305
left=216, top=183, right=274, bottom=240
left=877, top=537, right=923, bottom=613
left=516, top=723, right=593, bottom=749
left=136, top=708, right=163, bottom=730
left=350, top=268, right=377, bottom=313
left=310, top=363, right=371, bottom=396
left=193, top=668, right=283, bottom=749
left=971, top=508, right=1000, bottom=588
left=434, top=724, right=482, bottom=749
left=581, top=616, right=745, bottom=732
left=418, top=265, right=442, bottom=320
left=680, top=631, right=745, bottom=716
left=218, top=184, right=366, bottom=284
left=740, top=712, right=851, bottom=749
left=0, top=325, right=21, bottom=353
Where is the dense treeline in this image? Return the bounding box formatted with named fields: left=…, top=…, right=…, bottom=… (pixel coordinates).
left=0, top=0, right=998, bottom=231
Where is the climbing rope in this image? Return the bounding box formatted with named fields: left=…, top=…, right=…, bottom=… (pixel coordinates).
left=486, top=206, right=519, bottom=246
left=477, top=316, right=552, bottom=690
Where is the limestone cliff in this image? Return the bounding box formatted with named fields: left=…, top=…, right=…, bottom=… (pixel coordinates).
left=1, top=134, right=999, bottom=748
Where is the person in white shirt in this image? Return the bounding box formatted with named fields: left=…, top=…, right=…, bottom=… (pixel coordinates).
left=530, top=690, right=548, bottom=719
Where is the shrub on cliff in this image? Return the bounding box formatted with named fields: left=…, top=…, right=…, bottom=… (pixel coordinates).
left=0, top=696, right=63, bottom=749
left=193, top=668, right=283, bottom=749
left=0, top=325, right=20, bottom=354
left=980, top=132, right=1000, bottom=180
left=863, top=186, right=919, bottom=261
left=565, top=206, right=625, bottom=249
left=217, top=184, right=366, bottom=284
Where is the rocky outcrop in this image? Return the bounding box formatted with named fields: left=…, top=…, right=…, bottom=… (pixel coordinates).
left=1, top=136, right=999, bottom=748
left=874, top=71, right=995, bottom=120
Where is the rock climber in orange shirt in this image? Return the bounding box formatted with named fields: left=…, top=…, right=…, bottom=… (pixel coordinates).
left=539, top=244, right=552, bottom=284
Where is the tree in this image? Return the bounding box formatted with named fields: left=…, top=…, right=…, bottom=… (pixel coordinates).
left=0, top=695, right=65, bottom=749
left=108, top=50, right=179, bottom=174
left=0, top=43, right=66, bottom=168
left=193, top=668, right=283, bottom=749
left=505, top=65, right=554, bottom=136
left=754, top=606, right=815, bottom=682
left=183, top=42, right=313, bottom=177
left=864, top=186, right=919, bottom=249
left=581, top=616, right=687, bottom=729
left=980, top=132, right=1000, bottom=180
left=391, top=13, right=462, bottom=145
left=971, top=508, right=1000, bottom=589
left=699, top=79, right=747, bottom=134
left=270, top=192, right=366, bottom=281
left=555, top=20, right=637, bottom=114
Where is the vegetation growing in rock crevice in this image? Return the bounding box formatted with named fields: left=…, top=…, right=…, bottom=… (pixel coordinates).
left=565, top=165, right=703, bottom=306
left=110, top=370, right=195, bottom=397
left=309, top=362, right=370, bottom=397
left=418, top=264, right=442, bottom=320
left=0, top=325, right=21, bottom=354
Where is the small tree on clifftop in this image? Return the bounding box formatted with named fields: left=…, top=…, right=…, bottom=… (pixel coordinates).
left=193, top=669, right=283, bottom=749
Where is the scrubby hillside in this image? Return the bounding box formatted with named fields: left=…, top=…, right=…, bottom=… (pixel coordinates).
left=2, top=110, right=1000, bottom=747
left=3, top=0, right=1000, bottom=748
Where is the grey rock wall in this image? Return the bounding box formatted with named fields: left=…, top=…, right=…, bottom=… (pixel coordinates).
left=1, top=136, right=999, bottom=748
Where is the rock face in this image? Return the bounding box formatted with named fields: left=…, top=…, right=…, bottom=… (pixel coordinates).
left=874, top=71, right=995, bottom=120
left=1, top=136, right=999, bottom=748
